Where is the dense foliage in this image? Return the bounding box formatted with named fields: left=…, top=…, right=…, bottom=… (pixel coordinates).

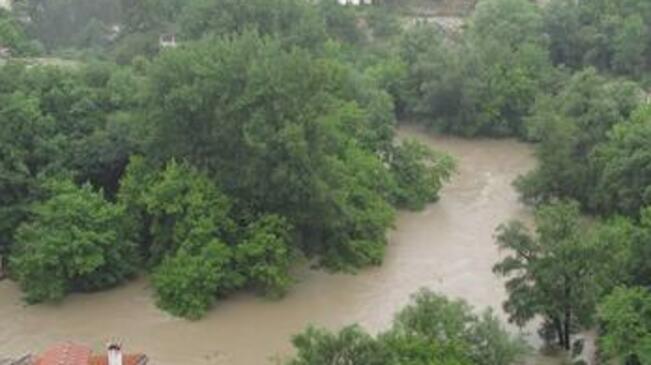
left=288, top=289, right=528, bottom=365
left=493, top=200, right=651, bottom=358
left=0, top=62, right=141, bottom=262
left=515, top=69, right=642, bottom=213
left=0, top=0, right=454, bottom=319
left=598, top=287, right=651, bottom=365
left=2, top=1, right=651, bottom=362
left=592, top=106, right=651, bottom=216
left=143, top=32, right=453, bottom=273
left=397, top=0, right=553, bottom=136
left=480, top=3, right=651, bottom=356
left=0, top=8, right=41, bottom=56
left=179, top=0, right=329, bottom=49
left=10, top=180, right=138, bottom=302
left=542, top=0, right=651, bottom=79
left=152, top=240, right=240, bottom=319
left=494, top=201, right=625, bottom=350
left=12, top=0, right=120, bottom=51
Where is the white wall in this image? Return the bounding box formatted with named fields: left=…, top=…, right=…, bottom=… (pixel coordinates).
left=0, top=0, right=11, bottom=10
left=337, top=0, right=373, bottom=5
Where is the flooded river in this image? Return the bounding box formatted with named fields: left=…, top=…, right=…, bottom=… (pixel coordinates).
left=0, top=125, right=558, bottom=364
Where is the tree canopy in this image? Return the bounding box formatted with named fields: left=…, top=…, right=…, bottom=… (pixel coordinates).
left=288, top=289, right=528, bottom=365
left=515, top=68, right=642, bottom=213
left=1, top=4, right=650, bottom=361
left=0, top=3, right=456, bottom=318
left=10, top=179, right=138, bottom=303
left=598, top=287, right=651, bottom=365
left=493, top=201, right=623, bottom=350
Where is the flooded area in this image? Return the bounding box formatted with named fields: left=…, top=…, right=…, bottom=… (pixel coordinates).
left=0, top=125, right=561, bottom=364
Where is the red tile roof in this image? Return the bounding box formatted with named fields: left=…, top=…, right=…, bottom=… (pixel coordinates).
left=34, top=344, right=147, bottom=365
left=35, top=343, right=91, bottom=365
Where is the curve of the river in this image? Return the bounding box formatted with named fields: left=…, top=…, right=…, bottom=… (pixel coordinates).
left=0, top=125, right=557, bottom=365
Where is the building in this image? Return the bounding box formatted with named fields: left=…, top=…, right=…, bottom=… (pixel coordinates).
left=337, top=0, right=373, bottom=5
left=0, top=0, right=10, bottom=10
left=3, top=343, right=148, bottom=365
left=159, top=33, right=177, bottom=48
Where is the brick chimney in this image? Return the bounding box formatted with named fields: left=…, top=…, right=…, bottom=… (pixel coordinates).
left=107, top=342, right=123, bottom=365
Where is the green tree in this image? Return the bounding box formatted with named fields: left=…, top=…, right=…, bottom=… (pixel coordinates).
left=289, top=325, right=389, bottom=365
left=0, top=62, right=143, bottom=196
left=366, top=5, right=401, bottom=40
left=288, top=289, right=527, bottom=365
left=120, top=0, right=184, bottom=33
left=469, top=0, right=544, bottom=48
left=10, top=179, right=138, bottom=303
left=628, top=208, right=651, bottom=287
left=318, top=143, right=396, bottom=270
left=145, top=33, right=407, bottom=270
left=598, top=287, right=651, bottom=365
left=389, top=139, right=454, bottom=210
left=542, top=0, right=584, bottom=68
left=0, top=90, right=55, bottom=256
left=179, top=0, right=327, bottom=50
left=152, top=240, right=241, bottom=319
left=592, top=106, right=651, bottom=216
left=389, top=289, right=528, bottom=365
left=0, top=62, right=144, bottom=268
left=119, top=158, right=233, bottom=265
left=316, top=0, right=363, bottom=45
left=399, top=0, right=552, bottom=137
left=0, top=8, right=41, bottom=55
left=542, top=0, right=651, bottom=77
left=612, top=15, right=649, bottom=76
left=516, top=68, right=641, bottom=210
left=234, top=215, right=294, bottom=297
left=493, top=201, right=610, bottom=350
left=15, top=0, right=120, bottom=51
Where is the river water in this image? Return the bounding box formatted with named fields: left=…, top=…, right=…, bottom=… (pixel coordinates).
left=0, top=125, right=561, bottom=364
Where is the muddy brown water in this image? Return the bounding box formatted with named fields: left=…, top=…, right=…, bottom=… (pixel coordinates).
left=0, top=125, right=565, bottom=364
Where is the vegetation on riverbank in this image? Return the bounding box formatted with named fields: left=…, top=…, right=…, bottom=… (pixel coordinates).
left=1, top=0, right=651, bottom=363
left=0, top=0, right=454, bottom=320
left=287, top=289, right=528, bottom=365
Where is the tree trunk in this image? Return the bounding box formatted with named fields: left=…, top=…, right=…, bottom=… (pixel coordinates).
left=0, top=254, right=5, bottom=280
left=554, top=317, right=564, bottom=347
left=563, top=310, right=571, bottom=351
left=563, top=279, right=572, bottom=351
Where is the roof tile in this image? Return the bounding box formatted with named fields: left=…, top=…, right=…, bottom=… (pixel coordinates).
left=35, top=343, right=91, bottom=365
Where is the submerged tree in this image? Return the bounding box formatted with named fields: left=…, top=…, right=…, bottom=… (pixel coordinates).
left=152, top=240, right=241, bottom=319
left=493, top=201, right=609, bottom=350
left=144, top=32, right=448, bottom=271
left=234, top=214, right=294, bottom=297
left=389, top=139, right=454, bottom=210
left=10, top=179, right=138, bottom=303
left=288, top=289, right=528, bottom=365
